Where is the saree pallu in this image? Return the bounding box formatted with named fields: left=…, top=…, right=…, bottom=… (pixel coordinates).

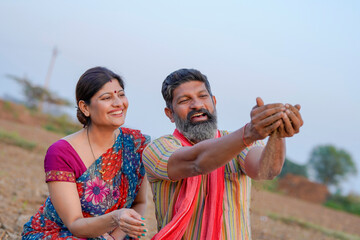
left=22, top=128, right=149, bottom=240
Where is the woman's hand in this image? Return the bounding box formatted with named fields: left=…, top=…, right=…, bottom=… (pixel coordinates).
left=112, top=208, right=147, bottom=239
left=102, top=233, right=117, bottom=240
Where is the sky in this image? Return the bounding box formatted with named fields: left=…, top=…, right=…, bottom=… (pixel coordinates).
left=1, top=0, right=359, bottom=194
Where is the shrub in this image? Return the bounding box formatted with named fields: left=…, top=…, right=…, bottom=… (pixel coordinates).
left=0, top=130, right=36, bottom=150
left=252, top=178, right=279, bottom=193
left=324, top=193, right=360, bottom=216
left=43, top=114, right=81, bottom=135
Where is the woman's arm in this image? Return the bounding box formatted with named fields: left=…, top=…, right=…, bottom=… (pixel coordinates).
left=131, top=177, right=147, bottom=215
left=109, top=178, right=148, bottom=239
left=48, top=181, right=146, bottom=239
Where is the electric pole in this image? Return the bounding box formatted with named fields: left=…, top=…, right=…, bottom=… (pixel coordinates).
left=39, top=47, right=58, bottom=112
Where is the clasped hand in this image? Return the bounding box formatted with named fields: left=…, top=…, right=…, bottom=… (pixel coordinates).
left=110, top=208, right=147, bottom=239
left=247, top=97, right=304, bottom=141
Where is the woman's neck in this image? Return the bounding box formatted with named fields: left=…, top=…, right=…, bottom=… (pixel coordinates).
left=86, top=124, right=118, bottom=149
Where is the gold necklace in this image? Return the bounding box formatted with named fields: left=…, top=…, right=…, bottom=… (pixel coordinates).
left=87, top=127, right=116, bottom=163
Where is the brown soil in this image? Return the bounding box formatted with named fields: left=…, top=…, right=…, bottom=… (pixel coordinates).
left=1, top=102, right=360, bottom=240
left=278, top=173, right=330, bottom=204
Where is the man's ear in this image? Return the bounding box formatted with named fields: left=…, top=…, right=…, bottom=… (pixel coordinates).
left=164, top=107, right=175, bottom=123
left=79, top=100, right=90, bottom=117
left=212, top=95, right=217, bottom=106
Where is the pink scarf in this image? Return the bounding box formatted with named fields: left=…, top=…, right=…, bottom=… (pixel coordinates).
left=152, top=129, right=224, bottom=240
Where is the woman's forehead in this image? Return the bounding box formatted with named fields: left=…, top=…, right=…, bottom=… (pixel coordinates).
left=95, top=80, right=123, bottom=96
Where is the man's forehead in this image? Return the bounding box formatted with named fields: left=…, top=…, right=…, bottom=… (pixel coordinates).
left=173, top=81, right=208, bottom=96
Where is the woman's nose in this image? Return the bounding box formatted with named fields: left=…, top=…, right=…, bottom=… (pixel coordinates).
left=113, top=96, right=123, bottom=106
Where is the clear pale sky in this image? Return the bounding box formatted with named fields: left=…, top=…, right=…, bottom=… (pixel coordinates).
left=1, top=1, right=359, bottom=194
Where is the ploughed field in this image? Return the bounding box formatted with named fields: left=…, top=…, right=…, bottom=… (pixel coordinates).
left=1, top=107, right=360, bottom=240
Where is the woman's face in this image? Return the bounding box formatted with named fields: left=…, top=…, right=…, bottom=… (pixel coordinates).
left=87, top=79, right=128, bottom=128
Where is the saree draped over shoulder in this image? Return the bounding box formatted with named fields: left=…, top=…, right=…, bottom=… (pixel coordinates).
left=22, top=127, right=149, bottom=240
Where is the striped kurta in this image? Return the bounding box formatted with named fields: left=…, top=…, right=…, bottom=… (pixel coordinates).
left=143, top=130, right=264, bottom=240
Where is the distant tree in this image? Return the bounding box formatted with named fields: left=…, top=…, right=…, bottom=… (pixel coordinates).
left=308, top=145, right=357, bottom=187
left=6, top=74, right=71, bottom=110
left=278, top=157, right=308, bottom=178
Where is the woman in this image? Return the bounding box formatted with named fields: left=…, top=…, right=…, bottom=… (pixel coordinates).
left=22, top=67, right=150, bottom=240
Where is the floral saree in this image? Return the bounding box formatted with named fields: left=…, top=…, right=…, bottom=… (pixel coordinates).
left=22, top=127, right=150, bottom=240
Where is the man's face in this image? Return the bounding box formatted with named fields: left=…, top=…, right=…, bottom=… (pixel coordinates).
left=166, top=81, right=218, bottom=143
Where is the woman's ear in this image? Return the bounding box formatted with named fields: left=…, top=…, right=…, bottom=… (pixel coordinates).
left=78, top=100, right=90, bottom=117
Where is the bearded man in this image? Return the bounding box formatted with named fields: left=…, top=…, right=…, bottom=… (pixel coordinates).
left=143, top=68, right=303, bottom=240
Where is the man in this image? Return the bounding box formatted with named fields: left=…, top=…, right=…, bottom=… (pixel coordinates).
left=143, top=68, right=303, bottom=240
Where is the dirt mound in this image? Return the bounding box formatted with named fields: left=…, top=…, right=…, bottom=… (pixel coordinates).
left=0, top=99, right=49, bottom=127
left=278, top=173, right=330, bottom=204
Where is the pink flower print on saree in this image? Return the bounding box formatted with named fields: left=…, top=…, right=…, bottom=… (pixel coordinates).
left=85, top=177, right=110, bottom=205
left=112, top=188, right=120, bottom=200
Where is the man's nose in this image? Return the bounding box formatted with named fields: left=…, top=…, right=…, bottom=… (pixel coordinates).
left=190, top=98, right=204, bottom=109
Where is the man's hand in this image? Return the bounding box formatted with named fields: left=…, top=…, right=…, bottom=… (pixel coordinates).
left=245, top=97, right=286, bottom=143
left=276, top=103, right=303, bottom=137
left=252, top=97, right=303, bottom=139
left=244, top=97, right=303, bottom=180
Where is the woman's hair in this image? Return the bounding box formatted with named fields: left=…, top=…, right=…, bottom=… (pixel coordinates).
left=161, top=68, right=212, bottom=110
left=76, top=67, right=124, bottom=127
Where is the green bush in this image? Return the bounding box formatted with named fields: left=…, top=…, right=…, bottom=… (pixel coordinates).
left=3, top=101, right=12, bottom=111
left=324, top=193, right=360, bottom=216
left=278, top=157, right=308, bottom=178
left=252, top=178, right=279, bottom=193
left=2, top=101, right=19, bottom=119
left=43, top=114, right=81, bottom=135
left=0, top=130, right=36, bottom=150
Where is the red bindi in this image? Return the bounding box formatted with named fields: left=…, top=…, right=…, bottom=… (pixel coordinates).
left=114, top=90, right=117, bottom=93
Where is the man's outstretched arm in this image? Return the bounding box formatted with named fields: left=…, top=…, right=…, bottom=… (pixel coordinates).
left=244, top=98, right=304, bottom=180
left=168, top=99, right=293, bottom=181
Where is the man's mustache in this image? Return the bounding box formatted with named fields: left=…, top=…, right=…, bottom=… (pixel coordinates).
left=186, top=109, right=213, bottom=122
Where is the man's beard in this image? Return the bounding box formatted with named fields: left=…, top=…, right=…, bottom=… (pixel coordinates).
left=173, top=108, right=218, bottom=143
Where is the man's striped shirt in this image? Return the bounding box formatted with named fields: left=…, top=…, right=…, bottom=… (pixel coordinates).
left=143, top=130, right=263, bottom=240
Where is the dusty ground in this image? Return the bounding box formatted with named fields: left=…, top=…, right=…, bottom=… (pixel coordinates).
left=1, top=103, right=360, bottom=239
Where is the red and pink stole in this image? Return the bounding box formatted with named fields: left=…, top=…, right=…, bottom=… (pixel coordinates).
left=152, top=129, right=225, bottom=240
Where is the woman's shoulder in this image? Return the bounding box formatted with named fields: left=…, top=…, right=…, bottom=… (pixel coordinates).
left=46, top=139, right=73, bottom=155
left=120, top=127, right=143, bottom=134
left=120, top=127, right=150, bottom=141
left=44, top=139, right=82, bottom=174
left=120, top=127, right=151, bottom=152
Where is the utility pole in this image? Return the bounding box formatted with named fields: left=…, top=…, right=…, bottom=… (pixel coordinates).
left=39, top=47, right=58, bottom=112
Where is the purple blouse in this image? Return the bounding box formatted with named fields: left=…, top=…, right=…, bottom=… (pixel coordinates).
left=44, top=139, right=87, bottom=182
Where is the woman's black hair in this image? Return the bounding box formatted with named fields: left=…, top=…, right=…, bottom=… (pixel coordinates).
left=76, top=67, right=124, bottom=127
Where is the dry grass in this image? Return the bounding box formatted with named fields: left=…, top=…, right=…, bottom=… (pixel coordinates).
left=1, top=101, right=360, bottom=239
